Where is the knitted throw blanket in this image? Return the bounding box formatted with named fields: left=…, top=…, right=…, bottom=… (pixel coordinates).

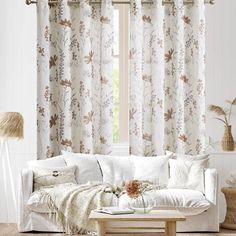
left=41, top=182, right=116, bottom=234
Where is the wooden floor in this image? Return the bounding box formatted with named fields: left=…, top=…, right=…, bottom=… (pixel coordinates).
left=0, top=224, right=235, bottom=236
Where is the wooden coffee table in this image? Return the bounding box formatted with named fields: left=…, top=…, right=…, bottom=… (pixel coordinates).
left=89, top=210, right=185, bottom=236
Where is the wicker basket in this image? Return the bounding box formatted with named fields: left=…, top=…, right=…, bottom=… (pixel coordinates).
left=222, top=125, right=235, bottom=151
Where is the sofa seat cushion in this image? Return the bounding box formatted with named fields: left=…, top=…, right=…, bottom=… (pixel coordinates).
left=27, top=189, right=119, bottom=214
left=119, top=189, right=211, bottom=216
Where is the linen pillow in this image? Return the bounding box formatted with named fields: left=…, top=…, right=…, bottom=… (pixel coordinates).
left=133, top=155, right=171, bottom=186
left=62, top=152, right=103, bottom=184
left=31, top=165, right=77, bottom=191
left=96, top=155, right=134, bottom=185
left=168, top=158, right=208, bottom=193
left=28, top=155, right=66, bottom=168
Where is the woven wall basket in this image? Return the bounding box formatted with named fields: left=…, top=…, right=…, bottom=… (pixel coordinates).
left=222, top=125, right=235, bottom=151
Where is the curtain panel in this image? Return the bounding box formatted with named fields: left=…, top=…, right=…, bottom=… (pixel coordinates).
left=37, top=0, right=114, bottom=159
left=129, top=0, right=206, bottom=156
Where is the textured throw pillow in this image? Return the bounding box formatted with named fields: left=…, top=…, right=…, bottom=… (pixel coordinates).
left=168, top=158, right=208, bottom=193
left=62, top=151, right=103, bottom=184
left=133, top=154, right=172, bottom=186
left=31, top=165, right=77, bottom=191
left=28, top=155, right=66, bottom=168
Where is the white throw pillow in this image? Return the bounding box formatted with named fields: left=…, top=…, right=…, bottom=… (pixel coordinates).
left=133, top=155, right=171, bottom=186
left=166, top=151, right=209, bottom=163
left=28, top=155, right=66, bottom=168
left=31, top=165, right=77, bottom=191
left=96, top=155, right=134, bottom=185
left=62, top=152, right=103, bottom=184
left=168, top=158, right=208, bottom=193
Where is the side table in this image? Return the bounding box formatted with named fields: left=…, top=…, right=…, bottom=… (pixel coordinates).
left=221, top=187, right=236, bottom=230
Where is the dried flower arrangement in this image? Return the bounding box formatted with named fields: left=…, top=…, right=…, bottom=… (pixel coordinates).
left=125, top=180, right=142, bottom=198
left=125, top=180, right=150, bottom=213
left=208, top=98, right=236, bottom=151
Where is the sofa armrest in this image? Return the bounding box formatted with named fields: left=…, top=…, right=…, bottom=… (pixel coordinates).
left=19, top=169, right=33, bottom=204
left=18, top=169, right=33, bottom=231
left=204, top=168, right=218, bottom=205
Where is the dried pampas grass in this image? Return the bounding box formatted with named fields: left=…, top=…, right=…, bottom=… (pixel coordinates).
left=208, top=98, right=236, bottom=126
left=0, top=112, right=24, bottom=139
left=208, top=105, right=226, bottom=116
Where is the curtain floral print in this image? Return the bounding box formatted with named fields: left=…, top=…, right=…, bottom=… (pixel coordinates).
left=129, top=0, right=206, bottom=156
left=37, top=0, right=113, bottom=159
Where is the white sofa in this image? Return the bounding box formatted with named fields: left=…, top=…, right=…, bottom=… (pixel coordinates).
left=18, top=154, right=219, bottom=232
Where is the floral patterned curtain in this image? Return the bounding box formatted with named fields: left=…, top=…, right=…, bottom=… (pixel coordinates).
left=129, top=0, right=206, bottom=156
left=37, top=0, right=114, bottom=159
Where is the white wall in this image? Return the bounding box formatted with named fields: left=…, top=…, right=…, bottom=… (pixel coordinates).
left=0, top=0, right=236, bottom=223
left=206, top=0, right=236, bottom=144
left=0, top=0, right=37, bottom=222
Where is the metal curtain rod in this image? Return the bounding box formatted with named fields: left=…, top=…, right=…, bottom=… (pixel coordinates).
left=26, top=0, right=215, bottom=5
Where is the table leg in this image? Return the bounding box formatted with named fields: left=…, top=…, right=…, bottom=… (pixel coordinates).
left=97, top=221, right=106, bottom=236
left=166, top=221, right=176, bottom=236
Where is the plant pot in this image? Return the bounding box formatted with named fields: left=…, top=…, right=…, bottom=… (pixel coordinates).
left=222, top=125, right=235, bottom=151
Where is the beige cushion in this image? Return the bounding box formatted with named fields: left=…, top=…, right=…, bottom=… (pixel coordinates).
left=31, top=165, right=77, bottom=191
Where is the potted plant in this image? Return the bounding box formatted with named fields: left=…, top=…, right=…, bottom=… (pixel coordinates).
left=208, top=98, right=236, bottom=151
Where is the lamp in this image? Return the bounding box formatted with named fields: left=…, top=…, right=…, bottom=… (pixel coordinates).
left=0, top=112, right=24, bottom=222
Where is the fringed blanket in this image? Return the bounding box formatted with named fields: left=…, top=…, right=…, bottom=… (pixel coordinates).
left=37, top=181, right=162, bottom=235
left=40, top=182, right=118, bottom=234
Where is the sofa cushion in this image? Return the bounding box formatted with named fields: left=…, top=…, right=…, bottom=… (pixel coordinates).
left=28, top=155, right=66, bottom=168
left=62, top=151, right=103, bottom=184
left=119, top=189, right=211, bottom=216
left=132, top=155, right=171, bottom=186
left=96, top=155, right=134, bottom=185
left=168, top=158, right=208, bottom=193
left=31, top=165, right=77, bottom=191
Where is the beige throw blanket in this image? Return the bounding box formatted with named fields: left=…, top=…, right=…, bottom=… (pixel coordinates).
left=39, top=181, right=162, bottom=235
left=41, top=182, right=116, bottom=234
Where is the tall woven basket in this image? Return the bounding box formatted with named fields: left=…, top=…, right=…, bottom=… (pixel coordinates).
left=222, top=125, right=235, bottom=151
